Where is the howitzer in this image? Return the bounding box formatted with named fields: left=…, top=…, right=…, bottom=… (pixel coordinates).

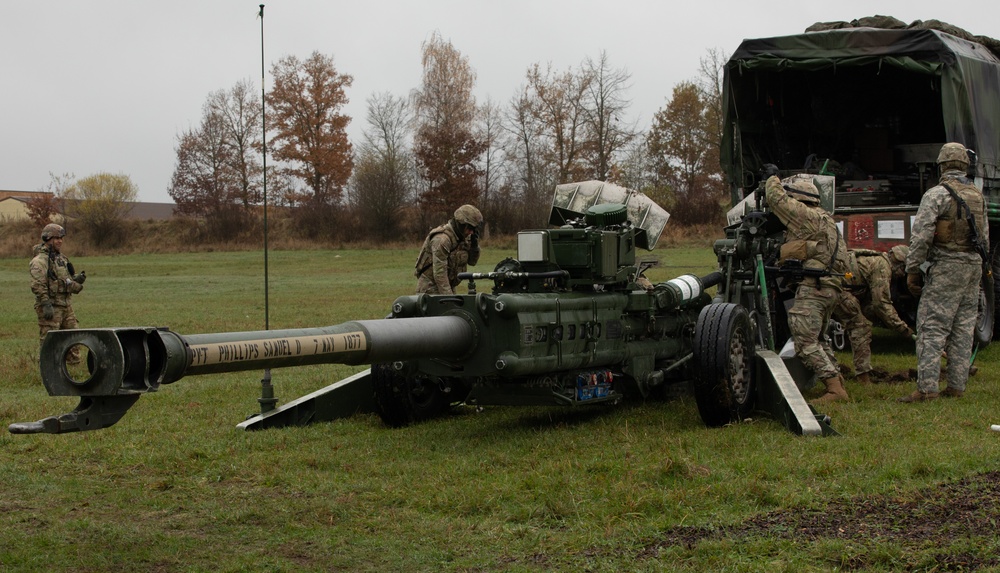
left=10, top=181, right=834, bottom=436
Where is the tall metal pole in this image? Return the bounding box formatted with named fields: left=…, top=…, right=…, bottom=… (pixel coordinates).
left=257, top=4, right=277, bottom=413
left=259, top=3, right=269, bottom=331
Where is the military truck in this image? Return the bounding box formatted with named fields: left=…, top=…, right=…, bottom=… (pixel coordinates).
left=720, top=17, right=1000, bottom=342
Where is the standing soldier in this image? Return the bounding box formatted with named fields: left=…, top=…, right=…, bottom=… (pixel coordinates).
left=763, top=167, right=851, bottom=403
left=900, top=142, right=987, bottom=402
left=29, top=224, right=86, bottom=363
left=834, top=246, right=916, bottom=384
left=414, top=205, right=484, bottom=295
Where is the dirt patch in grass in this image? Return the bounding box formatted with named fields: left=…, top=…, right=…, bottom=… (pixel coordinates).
left=640, top=471, right=1000, bottom=570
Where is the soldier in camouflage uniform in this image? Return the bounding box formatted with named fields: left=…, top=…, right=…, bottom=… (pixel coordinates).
left=29, top=224, right=86, bottom=363
left=900, top=142, right=987, bottom=402
left=414, top=205, right=484, bottom=295
left=764, top=169, right=851, bottom=403
left=834, top=246, right=916, bottom=384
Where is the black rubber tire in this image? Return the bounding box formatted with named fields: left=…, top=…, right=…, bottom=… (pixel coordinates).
left=692, top=303, right=756, bottom=427
left=371, top=363, right=449, bottom=428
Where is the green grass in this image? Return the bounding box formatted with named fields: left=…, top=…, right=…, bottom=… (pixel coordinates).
left=2, top=246, right=999, bottom=572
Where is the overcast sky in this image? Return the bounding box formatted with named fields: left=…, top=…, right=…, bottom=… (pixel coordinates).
left=3, top=1, right=995, bottom=203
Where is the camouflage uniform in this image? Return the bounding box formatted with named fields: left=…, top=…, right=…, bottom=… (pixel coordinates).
left=765, top=175, right=849, bottom=382
left=851, top=250, right=913, bottom=336
left=832, top=287, right=871, bottom=375
left=29, top=242, right=84, bottom=362
left=414, top=206, right=483, bottom=295
left=905, top=168, right=987, bottom=395
left=834, top=250, right=914, bottom=376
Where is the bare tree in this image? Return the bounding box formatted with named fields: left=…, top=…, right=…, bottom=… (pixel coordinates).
left=412, top=32, right=485, bottom=221
left=615, top=138, right=661, bottom=201
left=476, top=97, right=510, bottom=220
left=350, top=92, right=415, bottom=240
left=581, top=51, right=638, bottom=182
left=168, top=82, right=264, bottom=240
left=499, top=87, right=557, bottom=230
left=208, top=79, right=263, bottom=207
left=695, top=47, right=729, bottom=188
left=524, top=63, right=593, bottom=184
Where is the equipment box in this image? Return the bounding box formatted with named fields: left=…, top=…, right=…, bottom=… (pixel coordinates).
left=835, top=180, right=896, bottom=207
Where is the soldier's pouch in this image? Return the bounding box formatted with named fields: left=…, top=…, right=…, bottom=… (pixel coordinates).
left=779, top=240, right=818, bottom=264
left=935, top=219, right=954, bottom=243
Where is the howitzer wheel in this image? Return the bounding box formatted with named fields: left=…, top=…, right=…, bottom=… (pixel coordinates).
left=692, top=303, right=756, bottom=427
left=372, top=363, right=450, bottom=427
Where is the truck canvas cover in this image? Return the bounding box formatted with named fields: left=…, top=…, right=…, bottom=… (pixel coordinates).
left=721, top=26, right=1000, bottom=193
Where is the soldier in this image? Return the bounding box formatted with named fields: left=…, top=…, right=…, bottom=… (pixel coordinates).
left=834, top=246, right=916, bottom=384
left=900, top=142, right=987, bottom=402
left=29, top=224, right=86, bottom=363
left=763, top=167, right=851, bottom=403
left=414, top=205, right=484, bottom=295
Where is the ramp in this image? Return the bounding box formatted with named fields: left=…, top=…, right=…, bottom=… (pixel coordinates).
left=238, top=369, right=376, bottom=430
left=755, top=350, right=837, bottom=436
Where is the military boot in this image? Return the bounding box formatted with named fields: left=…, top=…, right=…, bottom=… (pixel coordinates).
left=940, top=387, right=964, bottom=398
left=897, top=389, right=939, bottom=403
left=856, top=371, right=872, bottom=385
left=813, top=375, right=849, bottom=404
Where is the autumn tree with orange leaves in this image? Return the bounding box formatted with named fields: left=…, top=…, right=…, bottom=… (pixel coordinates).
left=646, top=81, right=725, bottom=225
left=412, top=32, right=485, bottom=224
left=268, top=51, right=353, bottom=238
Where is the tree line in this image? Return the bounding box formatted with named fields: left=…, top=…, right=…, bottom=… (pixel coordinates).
left=30, top=37, right=730, bottom=245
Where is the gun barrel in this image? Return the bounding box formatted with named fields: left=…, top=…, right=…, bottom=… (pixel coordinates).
left=38, top=316, right=475, bottom=398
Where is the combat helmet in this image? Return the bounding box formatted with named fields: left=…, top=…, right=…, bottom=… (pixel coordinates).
left=41, top=223, right=66, bottom=242
left=453, top=205, right=484, bottom=230
left=937, top=142, right=969, bottom=166
left=889, top=245, right=909, bottom=264
left=784, top=180, right=821, bottom=205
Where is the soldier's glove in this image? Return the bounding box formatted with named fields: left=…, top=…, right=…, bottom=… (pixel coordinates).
left=906, top=272, right=923, bottom=298
left=903, top=326, right=916, bottom=340
left=73, top=271, right=86, bottom=284
left=762, top=163, right=780, bottom=179
left=42, top=302, right=54, bottom=320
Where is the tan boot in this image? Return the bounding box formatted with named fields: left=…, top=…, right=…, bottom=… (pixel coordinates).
left=813, top=375, right=849, bottom=404
left=940, top=387, right=964, bottom=398
left=897, top=389, right=939, bottom=403
left=856, top=371, right=872, bottom=385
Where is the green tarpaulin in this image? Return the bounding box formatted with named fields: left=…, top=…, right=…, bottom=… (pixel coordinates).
left=722, top=27, right=1000, bottom=188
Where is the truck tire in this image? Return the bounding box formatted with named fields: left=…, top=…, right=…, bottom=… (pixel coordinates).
left=692, top=303, right=756, bottom=427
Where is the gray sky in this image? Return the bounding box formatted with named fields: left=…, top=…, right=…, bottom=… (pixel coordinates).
left=3, top=1, right=995, bottom=203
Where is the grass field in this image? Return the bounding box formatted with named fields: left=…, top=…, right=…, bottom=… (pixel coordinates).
left=2, top=246, right=999, bottom=572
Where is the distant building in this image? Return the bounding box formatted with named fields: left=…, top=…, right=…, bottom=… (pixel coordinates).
left=0, top=189, right=176, bottom=223
left=0, top=191, right=66, bottom=223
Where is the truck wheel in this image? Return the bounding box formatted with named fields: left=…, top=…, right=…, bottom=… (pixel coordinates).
left=371, top=363, right=449, bottom=427
left=692, top=303, right=756, bottom=427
